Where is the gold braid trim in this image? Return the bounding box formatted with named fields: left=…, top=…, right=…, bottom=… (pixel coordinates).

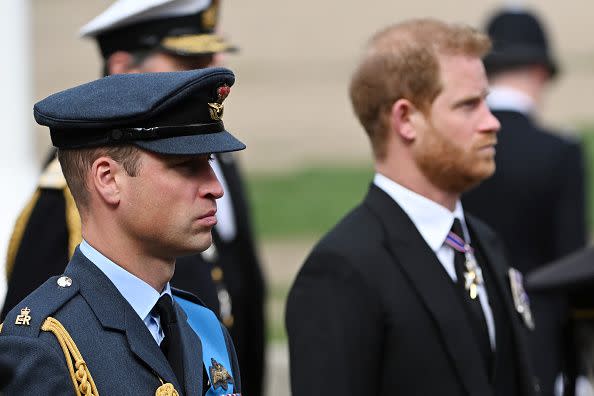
left=63, top=188, right=82, bottom=259
left=41, top=317, right=99, bottom=396
left=5, top=189, right=42, bottom=280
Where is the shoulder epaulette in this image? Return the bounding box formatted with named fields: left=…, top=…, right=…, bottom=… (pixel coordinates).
left=38, top=157, right=67, bottom=190
left=0, top=276, right=98, bottom=395
left=1, top=275, right=79, bottom=338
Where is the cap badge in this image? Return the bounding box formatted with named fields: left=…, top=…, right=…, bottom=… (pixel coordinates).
left=208, top=84, right=230, bottom=121
left=15, top=307, right=32, bottom=326
left=509, top=268, right=535, bottom=330
left=209, top=358, right=234, bottom=390
left=202, top=0, right=219, bottom=30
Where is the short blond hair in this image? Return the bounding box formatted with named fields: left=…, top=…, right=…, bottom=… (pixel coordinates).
left=349, top=19, right=491, bottom=159
left=58, top=145, right=142, bottom=210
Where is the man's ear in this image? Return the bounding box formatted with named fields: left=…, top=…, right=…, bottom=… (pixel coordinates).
left=90, top=156, right=121, bottom=206
left=389, top=98, right=420, bottom=142
left=106, top=51, right=138, bottom=75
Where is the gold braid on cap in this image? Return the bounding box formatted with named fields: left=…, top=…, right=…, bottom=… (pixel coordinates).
left=41, top=317, right=99, bottom=396
left=5, top=189, right=42, bottom=280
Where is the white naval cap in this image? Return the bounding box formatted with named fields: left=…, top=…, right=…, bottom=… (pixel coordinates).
left=80, top=0, right=211, bottom=37
left=79, top=0, right=236, bottom=59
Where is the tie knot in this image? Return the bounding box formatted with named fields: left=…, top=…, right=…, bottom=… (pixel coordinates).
left=450, top=218, right=465, bottom=241
left=155, top=294, right=176, bottom=325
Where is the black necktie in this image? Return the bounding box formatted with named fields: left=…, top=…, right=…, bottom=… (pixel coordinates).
left=155, top=294, right=185, bottom=389
left=450, top=219, right=493, bottom=373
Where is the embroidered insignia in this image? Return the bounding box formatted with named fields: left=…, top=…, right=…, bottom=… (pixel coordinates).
left=209, top=357, right=234, bottom=390
left=509, top=268, right=535, bottom=330
left=15, top=307, right=32, bottom=326
left=208, top=85, right=231, bottom=120
left=155, top=381, right=179, bottom=396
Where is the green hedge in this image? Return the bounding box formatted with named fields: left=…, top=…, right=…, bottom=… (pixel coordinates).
left=246, top=165, right=373, bottom=239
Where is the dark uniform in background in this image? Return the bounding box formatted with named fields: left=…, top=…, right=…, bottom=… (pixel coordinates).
left=462, top=9, right=587, bottom=395
left=0, top=68, right=244, bottom=395
left=2, top=1, right=266, bottom=395
left=527, top=248, right=594, bottom=396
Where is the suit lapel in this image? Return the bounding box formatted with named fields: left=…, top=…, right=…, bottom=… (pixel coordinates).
left=174, top=303, right=204, bottom=396
left=65, top=250, right=180, bottom=391
left=364, top=186, right=492, bottom=396
left=466, top=216, right=536, bottom=396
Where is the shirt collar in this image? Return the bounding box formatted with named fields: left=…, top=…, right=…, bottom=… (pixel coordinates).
left=487, top=85, right=535, bottom=115
left=79, top=239, right=171, bottom=321
left=373, top=173, right=465, bottom=252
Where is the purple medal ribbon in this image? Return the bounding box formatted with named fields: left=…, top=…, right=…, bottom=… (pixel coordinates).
left=445, top=231, right=473, bottom=254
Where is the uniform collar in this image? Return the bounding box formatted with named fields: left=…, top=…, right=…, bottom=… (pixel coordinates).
left=373, top=173, right=466, bottom=252
left=79, top=239, right=171, bottom=322
left=487, top=85, right=535, bottom=115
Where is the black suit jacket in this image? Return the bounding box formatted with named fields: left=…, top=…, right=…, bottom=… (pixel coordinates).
left=286, top=185, right=537, bottom=396
left=2, top=151, right=265, bottom=396
left=463, top=110, right=587, bottom=395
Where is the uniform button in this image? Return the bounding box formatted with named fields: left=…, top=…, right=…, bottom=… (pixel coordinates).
left=57, top=276, right=72, bottom=288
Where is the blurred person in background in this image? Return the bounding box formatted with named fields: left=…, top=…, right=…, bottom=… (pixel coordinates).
left=2, top=1, right=266, bottom=395
left=287, top=18, right=538, bottom=396
left=527, top=247, right=594, bottom=396
left=463, top=8, right=587, bottom=396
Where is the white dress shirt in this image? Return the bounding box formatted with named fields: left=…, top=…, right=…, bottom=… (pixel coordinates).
left=211, top=155, right=236, bottom=242
left=374, top=173, right=496, bottom=348
left=80, top=239, right=171, bottom=345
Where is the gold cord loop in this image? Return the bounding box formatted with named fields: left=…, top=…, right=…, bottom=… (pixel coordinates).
left=41, top=317, right=99, bottom=396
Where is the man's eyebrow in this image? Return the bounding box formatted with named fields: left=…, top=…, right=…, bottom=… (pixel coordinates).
left=452, top=90, right=489, bottom=108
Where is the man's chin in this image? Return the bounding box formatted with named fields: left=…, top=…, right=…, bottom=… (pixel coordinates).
left=171, top=240, right=213, bottom=258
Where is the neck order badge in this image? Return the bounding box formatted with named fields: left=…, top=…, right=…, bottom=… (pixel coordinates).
left=445, top=230, right=484, bottom=299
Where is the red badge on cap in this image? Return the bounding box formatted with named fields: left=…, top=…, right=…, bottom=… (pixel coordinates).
left=217, top=85, right=230, bottom=102
left=208, top=84, right=230, bottom=121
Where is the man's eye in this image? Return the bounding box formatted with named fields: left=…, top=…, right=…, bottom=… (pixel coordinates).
left=461, top=100, right=479, bottom=109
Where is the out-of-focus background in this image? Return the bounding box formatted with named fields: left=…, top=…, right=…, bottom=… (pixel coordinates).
left=3, top=1, right=594, bottom=394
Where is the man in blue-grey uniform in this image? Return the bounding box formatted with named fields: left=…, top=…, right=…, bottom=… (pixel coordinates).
left=0, top=67, right=243, bottom=395
left=3, top=2, right=266, bottom=394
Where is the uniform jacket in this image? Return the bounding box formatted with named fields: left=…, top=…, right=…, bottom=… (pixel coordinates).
left=0, top=248, right=241, bottom=395
left=463, top=110, right=587, bottom=395
left=286, top=185, right=537, bottom=396
left=2, top=151, right=265, bottom=396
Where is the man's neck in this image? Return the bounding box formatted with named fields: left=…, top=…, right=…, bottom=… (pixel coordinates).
left=376, top=162, right=458, bottom=211
left=82, top=224, right=174, bottom=292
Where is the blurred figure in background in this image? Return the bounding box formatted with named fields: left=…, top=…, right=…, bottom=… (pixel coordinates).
left=2, top=1, right=266, bottom=395
left=463, top=8, right=587, bottom=396
left=527, top=247, right=594, bottom=396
